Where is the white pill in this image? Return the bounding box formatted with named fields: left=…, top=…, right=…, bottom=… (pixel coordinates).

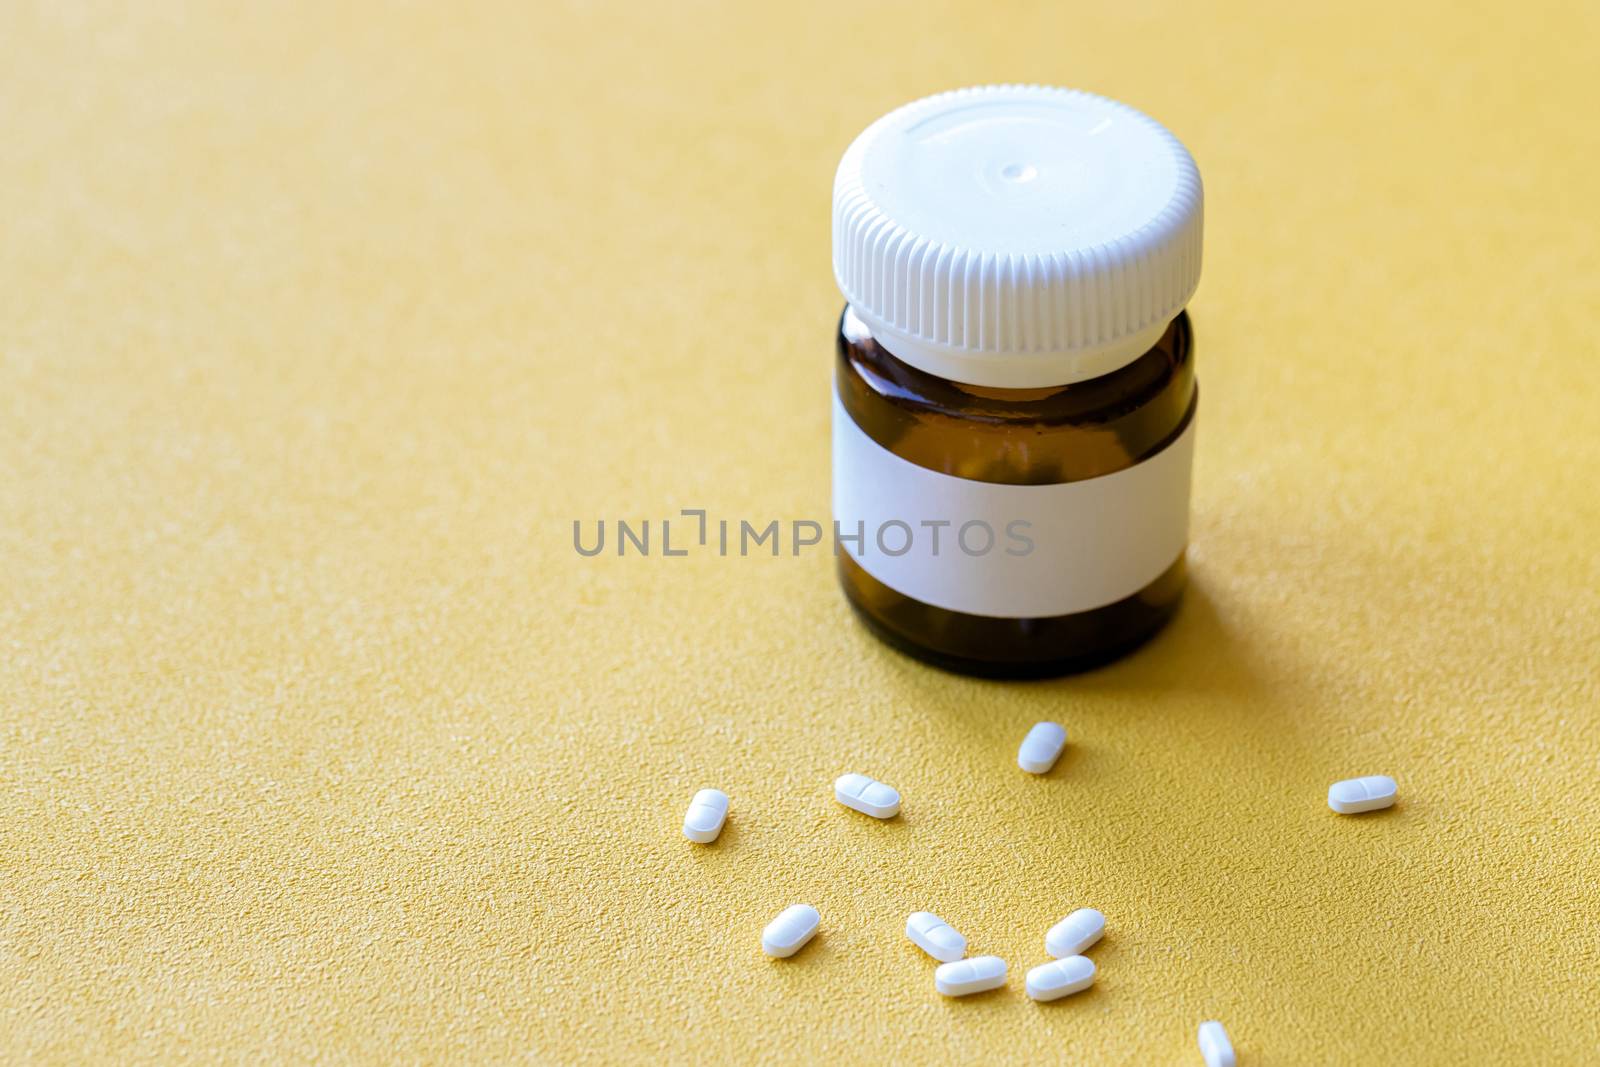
left=1198, top=1020, right=1236, bottom=1067
left=934, top=955, right=1007, bottom=996
left=1327, top=774, right=1397, bottom=814
left=1017, top=721, right=1067, bottom=774
left=1046, top=907, right=1105, bottom=958
left=905, top=911, right=967, bottom=963
left=761, top=904, right=820, bottom=958
left=1025, top=955, right=1095, bottom=1001
left=682, top=788, right=729, bottom=843
left=834, top=773, right=901, bottom=819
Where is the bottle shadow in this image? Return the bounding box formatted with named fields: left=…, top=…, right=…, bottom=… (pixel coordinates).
left=878, top=574, right=1293, bottom=709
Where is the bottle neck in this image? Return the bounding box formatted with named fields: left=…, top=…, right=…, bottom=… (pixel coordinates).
left=844, top=303, right=1177, bottom=390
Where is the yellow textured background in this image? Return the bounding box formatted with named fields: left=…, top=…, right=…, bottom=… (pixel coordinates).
left=3, top=2, right=1599, bottom=1063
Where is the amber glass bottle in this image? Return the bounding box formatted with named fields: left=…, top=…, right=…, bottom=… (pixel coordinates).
left=830, top=86, right=1204, bottom=677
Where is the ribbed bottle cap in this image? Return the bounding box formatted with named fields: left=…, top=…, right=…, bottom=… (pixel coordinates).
left=833, top=85, right=1203, bottom=388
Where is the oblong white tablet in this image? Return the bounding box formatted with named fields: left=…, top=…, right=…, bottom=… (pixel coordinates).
left=834, top=773, right=901, bottom=819
left=1018, top=721, right=1067, bottom=774
left=1198, top=1020, right=1236, bottom=1067
left=906, top=911, right=967, bottom=963
left=1328, top=774, right=1397, bottom=814
left=1046, top=907, right=1104, bottom=958
left=682, top=788, right=729, bottom=843
left=762, top=904, right=820, bottom=958
left=1025, top=955, right=1095, bottom=1001
left=934, top=955, right=1007, bottom=996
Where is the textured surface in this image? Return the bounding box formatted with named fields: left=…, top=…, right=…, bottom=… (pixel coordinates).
left=3, top=2, right=1598, bottom=1064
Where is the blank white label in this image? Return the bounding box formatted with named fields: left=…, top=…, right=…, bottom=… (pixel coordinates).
left=832, top=394, right=1194, bottom=619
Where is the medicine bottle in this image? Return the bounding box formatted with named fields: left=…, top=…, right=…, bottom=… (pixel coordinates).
left=831, top=86, right=1203, bottom=677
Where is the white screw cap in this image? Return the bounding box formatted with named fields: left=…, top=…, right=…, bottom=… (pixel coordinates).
left=833, top=85, right=1203, bottom=388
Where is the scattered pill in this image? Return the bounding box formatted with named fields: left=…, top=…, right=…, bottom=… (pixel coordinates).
left=934, top=955, right=1007, bottom=996
left=761, top=904, right=820, bottom=958
left=1046, top=907, right=1105, bottom=958
left=682, top=788, right=729, bottom=844
left=834, top=773, right=901, bottom=819
left=906, top=911, right=967, bottom=963
left=1025, top=955, right=1096, bottom=1001
left=1198, top=1020, right=1236, bottom=1067
left=1327, top=774, right=1397, bottom=814
left=1017, top=721, right=1068, bottom=774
